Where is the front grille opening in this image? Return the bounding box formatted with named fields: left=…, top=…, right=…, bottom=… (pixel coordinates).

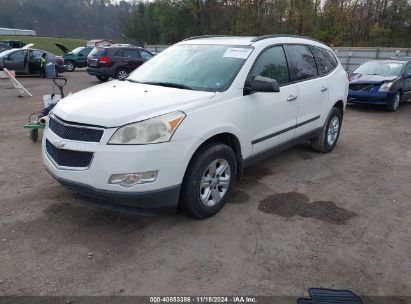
left=46, top=139, right=93, bottom=168
left=49, top=115, right=104, bottom=143
left=349, top=83, right=375, bottom=91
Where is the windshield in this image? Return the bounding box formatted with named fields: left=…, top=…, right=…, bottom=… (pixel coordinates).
left=127, top=44, right=253, bottom=92
left=354, top=61, right=404, bottom=77
left=0, top=49, right=15, bottom=58
left=71, top=47, right=84, bottom=54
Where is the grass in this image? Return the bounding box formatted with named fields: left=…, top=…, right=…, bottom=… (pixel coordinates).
left=0, top=35, right=87, bottom=55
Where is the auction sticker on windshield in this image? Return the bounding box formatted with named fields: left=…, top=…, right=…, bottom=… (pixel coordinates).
left=223, top=48, right=252, bottom=59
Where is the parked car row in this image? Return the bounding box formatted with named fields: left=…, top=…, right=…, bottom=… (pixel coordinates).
left=0, top=40, right=154, bottom=79
left=54, top=42, right=155, bottom=81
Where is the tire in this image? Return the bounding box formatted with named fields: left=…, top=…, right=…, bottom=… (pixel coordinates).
left=311, top=107, right=343, bottom=153
left=116, top=68, right=129, bottom=80
left=65, top=61, right=75, bottom=72
left=96, top=75, right=109, bottom=82
left=386, top=91, right=401, bottom=112
left=181, top=142, right=237, bottom=219
left=30, top=129, right=39, bottom=142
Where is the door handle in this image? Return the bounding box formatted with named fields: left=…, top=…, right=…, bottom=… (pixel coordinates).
left=287, top=95, right=298, bottom=102
left=321, top=86, right=328, bottom=92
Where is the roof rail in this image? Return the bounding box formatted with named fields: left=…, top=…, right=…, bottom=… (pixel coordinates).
left=251, top=34, right=324, bottom=44
left=183, top=35, right=240, bottom=41
left=390, top=56, right=411, bottom=61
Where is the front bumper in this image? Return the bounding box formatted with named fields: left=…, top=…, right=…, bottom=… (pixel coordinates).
left=42, top=125, right=200, bottom=212
left=348, top=90, right=395, bottom=105
left=46, top=168, right=180, bottom=214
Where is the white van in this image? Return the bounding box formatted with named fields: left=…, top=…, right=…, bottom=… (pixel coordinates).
left=42, top=35, right=349, bottom=218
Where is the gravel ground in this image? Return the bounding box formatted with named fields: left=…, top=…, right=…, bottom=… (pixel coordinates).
left=0, top=71, right=410, bottom=297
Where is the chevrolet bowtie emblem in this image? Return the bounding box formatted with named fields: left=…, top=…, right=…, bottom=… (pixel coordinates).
left=53, top=140, right=65, bottom=148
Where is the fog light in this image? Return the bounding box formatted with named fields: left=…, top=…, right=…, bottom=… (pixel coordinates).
left=109, top=171, right=158, bottom=187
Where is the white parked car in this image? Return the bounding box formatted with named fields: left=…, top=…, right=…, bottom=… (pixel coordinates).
left=42, top=35, right=349, bottom=218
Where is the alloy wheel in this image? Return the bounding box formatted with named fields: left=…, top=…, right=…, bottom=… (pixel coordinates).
left=117, top=70, right=128, bottom=80
left=327, top=116, right=340, bottom=146
left=199, top=159, right=231, bottom=207
left=393, top=93, right=400, bottom=110
left=66, top=62, right=74, bottom=72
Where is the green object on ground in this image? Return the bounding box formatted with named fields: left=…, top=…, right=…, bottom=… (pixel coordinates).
left=24, top=123, right=45, bottom=129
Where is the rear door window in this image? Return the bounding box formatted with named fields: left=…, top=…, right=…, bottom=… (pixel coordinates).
left=123, top=49, right=141, bottom=58
left=249, top=45, right=290, bottom=85
left=115, top=49, right=124, bottom=56
left=284, top=45, right=318, bottom=81
left=311, top=46, right=338, bottom=76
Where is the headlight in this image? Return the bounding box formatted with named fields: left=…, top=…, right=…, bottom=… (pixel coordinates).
left=108, top=111, right=185, bottom=145
left=379, top=82, right=393, bottom=92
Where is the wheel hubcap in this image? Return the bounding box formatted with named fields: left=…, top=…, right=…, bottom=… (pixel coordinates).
left=327, top=116, right=340, bottom=146
left=118, top=71, right=128, bottom=79
left=199, top=159, right=231, bottom=207
left=67, top=63, right=73, bottom=71
left=394, top=94, right=400, bottom=109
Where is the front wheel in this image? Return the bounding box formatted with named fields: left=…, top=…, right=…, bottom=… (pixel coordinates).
left=311, top=107, right=343, bottom=153
left=181, top=142, right=237, bottom=219
left=386, top=92, right=401, bottom=112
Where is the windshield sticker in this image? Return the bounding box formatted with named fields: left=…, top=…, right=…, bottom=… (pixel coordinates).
left=223, top=48, right=252, bottom=59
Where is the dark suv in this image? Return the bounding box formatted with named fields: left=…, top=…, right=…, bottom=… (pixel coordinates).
left=87, top=45, right=154, bottom=81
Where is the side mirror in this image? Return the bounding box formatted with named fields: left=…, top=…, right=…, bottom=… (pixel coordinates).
left=405, top=73, right=411, bottom=79
left=245, top=76, right=280, bottom=94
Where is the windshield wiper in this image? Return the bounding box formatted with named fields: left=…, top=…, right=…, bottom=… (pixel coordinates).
left=143, top=81, right=194, bottom=90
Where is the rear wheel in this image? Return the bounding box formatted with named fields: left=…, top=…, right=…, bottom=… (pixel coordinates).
left=116, top=68, right=129, bottom=80
left=386, top=91, right=401, bottom=112
left=311, top=107, right=342, bottom=153
left=96, top=75, right=109, bottom=82
left=65, top=61, right=75, bottom=72
left=181, top=142, right=237, bottom=219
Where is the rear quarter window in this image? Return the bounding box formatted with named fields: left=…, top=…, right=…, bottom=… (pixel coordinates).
left=311, top=46, right=338, bottom=76
left=284, top=44, right=318, bottom=81
left=89, top=48, right=108, bottom=57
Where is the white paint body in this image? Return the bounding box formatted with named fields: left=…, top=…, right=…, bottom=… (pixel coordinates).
left=43, top=36, right=348, bottom=197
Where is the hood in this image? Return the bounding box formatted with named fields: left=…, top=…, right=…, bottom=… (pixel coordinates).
left=55, top=43, right=70, bottom=54
left=350, top=73, right=398, bottom=84
left=52, top=80, right=215, bottom=127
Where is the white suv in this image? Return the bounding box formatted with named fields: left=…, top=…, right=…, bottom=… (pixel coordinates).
left=42, top=35, right=348, bottom=218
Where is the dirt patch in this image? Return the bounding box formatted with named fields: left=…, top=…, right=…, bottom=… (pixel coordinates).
left=258, top=192, right=357, bottom=224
